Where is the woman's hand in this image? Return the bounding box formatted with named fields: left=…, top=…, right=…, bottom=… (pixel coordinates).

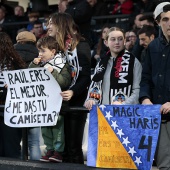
left=60, top=90, right=74, bottom=101
left=84, top=100, right=96, bottom=110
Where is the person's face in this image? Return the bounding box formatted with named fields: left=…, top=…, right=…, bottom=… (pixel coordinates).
left=14, top=7, right=24, bottom=16
left=102, top=27, right=109, bottom=39
left=139, top=33, right=154, bottom=48
left=28, top=15, right=38, bottom=22
left=105, top=30, right=125, bottom=56
left=134, top=14, right=143, bottom=28
left=38, top=47, right=56, bottom=62
left=158, top=11, right=170, bottom=41
left=47, top=19, right=58, bottom=38
left=129, top=31, right=137, bottom=45
left=140, top=20, right=150, bottom=27
left=33, top=24, right=43, bottom=37
left=58, top=0, right=68, bottom=13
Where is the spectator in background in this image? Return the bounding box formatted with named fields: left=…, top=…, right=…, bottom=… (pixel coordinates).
left=58, top=0, right=68, bottom=13
left=139, top=14, right=160, bottom=37
left=139, top=14, right=155, bottom=27
left=91, top=25, right=109, bottom=69
left=125, top=30, right=137, bottom=52
left=137, top=25, right=155, bottom=64
left=0, top=5, right=16, bottom=43
left=0, top=32, right=26, bottom=159
left=131, top=13, right=159, bottom=60
left=9, top=5, right=28, bottom=42
left=14, top=5, right=25, bottom=17
left=132, top=13, right=144, bottom=33
left=27, top=11, right=39, bottom=31
left=31, top=20, right=47, bottom=41
left=135, top=0, right=156, bottom=14
left=92, top=0, right=109, bottom=16
left=60, top=0, right=97, bottom=48
left=112, top=0, right=133, bottom=15
left=0, top=6, right=8, bottom=32
left=14, top=31, right=38, bottom=67
left=0, top=0, right=14, bottom=16
left=13, top=5, right=28, bottom=23
left=14, top=31, right=41, bottom=160
left=0, top=6, right=6, bottom=27
left=112, top=0, right=132, bottom=32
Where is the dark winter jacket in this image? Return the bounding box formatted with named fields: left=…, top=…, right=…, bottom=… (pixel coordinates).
left=65, top=0, right=93, bottom=47
left=139, top=32, right=170, bottom=119
left=14, top=42, right=38, bottom=68
left=68, top=39, right=91, bottom=107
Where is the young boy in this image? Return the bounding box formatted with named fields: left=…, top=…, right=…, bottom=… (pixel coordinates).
left=29, top=36, right=71, bottom=162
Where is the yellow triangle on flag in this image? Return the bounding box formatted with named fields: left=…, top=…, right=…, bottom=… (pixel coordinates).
left=96, top=107, right=137, bottom=169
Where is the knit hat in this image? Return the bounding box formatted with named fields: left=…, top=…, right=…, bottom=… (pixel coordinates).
left=16, top=31, right=36, bottom=42
left=153, top=2, right=170, bottom=19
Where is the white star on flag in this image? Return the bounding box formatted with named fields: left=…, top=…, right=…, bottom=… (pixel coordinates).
left=134, top=156, right=142, bottom=166
left=122, top=137, right=130, bottom=147
left=116, top=128, right=124, bottom=138
left=111, top=120, right=118, bottom=130
left=128, top=146, right=137, bottom=156
left=105, top=111, right=112, bottom=121
left=99, top=105, right=106, bottom=111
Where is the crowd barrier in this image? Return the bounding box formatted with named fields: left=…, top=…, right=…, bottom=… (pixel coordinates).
left=0, top=104, right=88, bottom=161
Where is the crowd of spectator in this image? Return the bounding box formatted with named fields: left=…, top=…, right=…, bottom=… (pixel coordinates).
left=0, top=0, right=170, bottom=169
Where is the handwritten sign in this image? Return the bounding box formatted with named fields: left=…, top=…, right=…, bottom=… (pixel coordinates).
left=87, top=105, right=161, bottom=170
left=3, top=68, right=62, bottom=127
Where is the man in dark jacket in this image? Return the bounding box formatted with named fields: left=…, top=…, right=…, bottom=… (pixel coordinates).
left=137, top=25, right=156, bottom=64
left=59, top=0, right=96, bottom=48
left=139, top=2, right=170, bottom=169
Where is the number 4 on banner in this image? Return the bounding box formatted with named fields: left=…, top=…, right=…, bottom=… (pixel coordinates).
left=138, top=135, right=152, bottom=162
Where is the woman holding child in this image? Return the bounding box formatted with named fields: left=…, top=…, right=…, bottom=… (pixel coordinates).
left=47, top=12, right=91, bottom=164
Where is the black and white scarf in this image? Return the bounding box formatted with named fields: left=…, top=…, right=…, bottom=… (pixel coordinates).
left=42, top=51, right=67, bottom=73
left=87, top=49, right=135, bottom=104
left=66, top=48, right=79, bottom=88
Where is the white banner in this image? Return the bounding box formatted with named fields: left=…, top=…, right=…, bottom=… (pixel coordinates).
left=3, top=68, right=62, bottom=127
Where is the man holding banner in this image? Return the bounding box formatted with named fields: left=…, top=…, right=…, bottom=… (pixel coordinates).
left=139, top=2, right=170, bottom=169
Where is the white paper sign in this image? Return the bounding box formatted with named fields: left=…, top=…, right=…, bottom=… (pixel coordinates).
left=3, top=68, right=62, bottom=127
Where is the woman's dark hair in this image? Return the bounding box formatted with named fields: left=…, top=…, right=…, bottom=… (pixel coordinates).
left=0, top=32, right=26, bottom=70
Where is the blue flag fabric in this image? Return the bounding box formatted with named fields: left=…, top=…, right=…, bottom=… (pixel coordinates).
left=87, top=104, right=161, bottom=170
